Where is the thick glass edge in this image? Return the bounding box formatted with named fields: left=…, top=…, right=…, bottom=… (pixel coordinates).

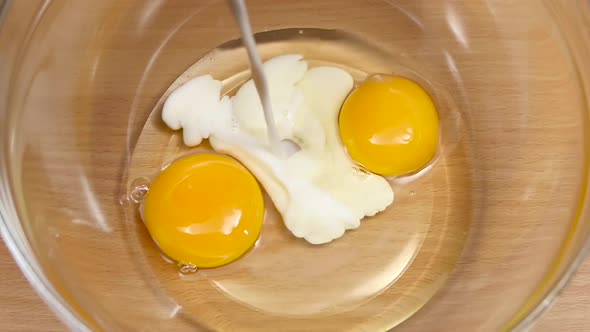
left=509, top=1, right=590, bottom=330
left=0, top=0, right=587, bottom=331
left=0, top=0, right=91, bottom=331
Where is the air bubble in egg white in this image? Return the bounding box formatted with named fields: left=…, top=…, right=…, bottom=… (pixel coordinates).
left=178, top=263, right=198, bottom=274
left=129, top=177, right=151, bottom=203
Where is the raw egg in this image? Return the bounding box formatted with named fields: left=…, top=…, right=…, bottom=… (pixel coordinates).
left=339, top=75, right=439, bottom=176
left=143, top=153, right=264, bottom=268
left=162, top=56, right=393, bottom=245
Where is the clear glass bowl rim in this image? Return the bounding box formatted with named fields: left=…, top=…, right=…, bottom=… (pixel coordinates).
left=0, top=0, right=589, bottom=331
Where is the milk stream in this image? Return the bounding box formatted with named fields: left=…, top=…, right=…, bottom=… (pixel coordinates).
left=228, top=0, right=299, bottom=157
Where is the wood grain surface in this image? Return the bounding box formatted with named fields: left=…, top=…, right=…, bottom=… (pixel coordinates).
left=2, top=0, right=589, bottom=331
left=0, top=239, right=588, bottom=331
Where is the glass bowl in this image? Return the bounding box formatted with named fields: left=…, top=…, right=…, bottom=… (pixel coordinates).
left=1, top=0, right=589, bottom=331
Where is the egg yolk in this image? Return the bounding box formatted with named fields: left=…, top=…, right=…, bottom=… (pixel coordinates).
left=144, top=153, right=264, bottom=268
left=339, top=75, right=439, bottom=176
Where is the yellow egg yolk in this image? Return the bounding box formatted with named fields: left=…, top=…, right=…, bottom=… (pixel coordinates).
left=339, top=75, right=439, bottom=176
left=144, top=153, right=264, bottom=268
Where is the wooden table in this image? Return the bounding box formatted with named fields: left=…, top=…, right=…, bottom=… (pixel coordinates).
left=1, top=241, right=589, bottom=331
left=2, top=0, right=589, bottom=331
